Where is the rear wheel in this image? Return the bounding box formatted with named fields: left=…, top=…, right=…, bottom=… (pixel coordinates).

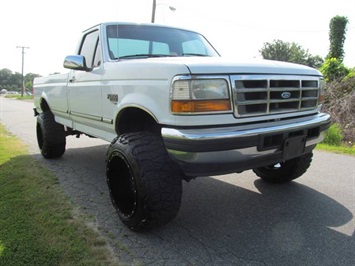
left=253, top=152, right=313, bottom=183
left=106, top=132, right=183, bottom=231
left=36, top=111, right=66, bottom=158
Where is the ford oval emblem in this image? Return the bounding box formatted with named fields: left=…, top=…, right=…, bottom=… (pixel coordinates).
left=281, top=92, right=291, bottom=99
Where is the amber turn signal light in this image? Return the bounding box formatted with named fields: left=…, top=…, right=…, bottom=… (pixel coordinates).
left=171, top=100, right=231, bottom=113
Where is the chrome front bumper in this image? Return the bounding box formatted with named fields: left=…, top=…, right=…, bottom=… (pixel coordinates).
left=162, top=113, right=331, bottom=176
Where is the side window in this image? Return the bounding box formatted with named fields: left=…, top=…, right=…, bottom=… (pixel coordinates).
left=79, top=30, right=99, bottom=68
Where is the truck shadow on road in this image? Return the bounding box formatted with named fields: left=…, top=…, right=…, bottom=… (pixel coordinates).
left=32, top=144, right=354, bottom=265
left=171, top=177, right=354, bottom=265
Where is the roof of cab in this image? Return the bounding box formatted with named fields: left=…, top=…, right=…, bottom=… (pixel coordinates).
left=82, top=22, right=198, bottom=34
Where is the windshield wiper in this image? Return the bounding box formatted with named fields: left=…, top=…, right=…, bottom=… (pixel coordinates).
left=118, top=54, right=176, bottom=59
left=182, top=53, right=210, bottom=57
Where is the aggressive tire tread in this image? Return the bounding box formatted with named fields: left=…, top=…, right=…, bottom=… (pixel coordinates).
left=106, top=132, right=183, bottom=231
left=36, top=111, right=66, bottom=158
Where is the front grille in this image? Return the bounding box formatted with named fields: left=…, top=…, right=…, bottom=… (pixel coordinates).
left=232, top=75, right=320, bottom=117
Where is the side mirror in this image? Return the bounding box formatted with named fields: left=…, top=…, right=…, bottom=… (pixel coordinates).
left=63, top=55, right=90, bottom=71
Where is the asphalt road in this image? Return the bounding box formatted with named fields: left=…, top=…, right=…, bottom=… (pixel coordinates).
left=1, top=97, right=354, bottom=265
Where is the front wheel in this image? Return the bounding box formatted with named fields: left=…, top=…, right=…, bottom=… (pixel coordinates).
left=106, top=132, right=183, bottom=231
left=253, top=152, right=313, bottom=183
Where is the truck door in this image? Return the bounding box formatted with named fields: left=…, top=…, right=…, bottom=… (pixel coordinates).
left=68, top=29, right=103, bottom=131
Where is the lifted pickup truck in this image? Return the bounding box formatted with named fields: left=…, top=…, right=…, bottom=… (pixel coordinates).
left=34, top=22, right=330, bottom=231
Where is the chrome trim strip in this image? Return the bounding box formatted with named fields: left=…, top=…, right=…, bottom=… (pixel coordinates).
left=51, top=108, right=69, bottom=115
left=162, top=113, right=330, bottom=142
left=102, top=117, right=113, bottom=124
left=70, top=111, right=102, bottom=122
left=69, top=111, right=113, bottom=124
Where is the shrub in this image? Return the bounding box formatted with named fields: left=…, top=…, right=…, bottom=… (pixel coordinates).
left=322, top=76, right=355, bottom=143
left=345, top=68, right=355, bottom=79
left=322, top=124, right=343, bottom=146
left=319, top=58, right=349, bottom=82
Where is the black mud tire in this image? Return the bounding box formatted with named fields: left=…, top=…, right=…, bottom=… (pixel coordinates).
left=36, top=111, right=66, bottom=158
left=106, top=132, right=183, bottom=231
left=253, top=152, right=313, bottom=183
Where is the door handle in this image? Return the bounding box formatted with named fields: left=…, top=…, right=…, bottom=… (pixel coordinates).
left=69, top=77, right=76, bottom=83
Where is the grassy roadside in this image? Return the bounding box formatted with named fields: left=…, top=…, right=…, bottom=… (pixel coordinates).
left=3, top=94, right=33, bottom=100
left=316, top=143, right=355, bottom=155
left=0, top=124, right=118, bottom=265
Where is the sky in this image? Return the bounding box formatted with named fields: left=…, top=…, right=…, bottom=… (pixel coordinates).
left=0, top=0, right=354, bottom=76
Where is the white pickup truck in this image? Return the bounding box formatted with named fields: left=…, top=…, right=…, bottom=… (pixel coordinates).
left=34, top=22, right=331, bottom=231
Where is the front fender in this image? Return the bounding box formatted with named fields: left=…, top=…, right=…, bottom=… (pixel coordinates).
left=115, top=92, right=168, bottom=124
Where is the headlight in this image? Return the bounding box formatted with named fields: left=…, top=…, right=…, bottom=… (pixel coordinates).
left=191, top=80, right=229, bottom=99
left=171, top=77, right=231, bottom=113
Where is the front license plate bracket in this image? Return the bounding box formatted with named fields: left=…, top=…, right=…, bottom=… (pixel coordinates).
left=283, top=135, right=306, bottom=161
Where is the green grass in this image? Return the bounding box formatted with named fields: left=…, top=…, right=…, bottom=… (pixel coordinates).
left=0, top=124, right=118, bottom=265
left=3, top=94, right=33, bottom=100
left=316, top=123, right=355, bottom=155
left=316, top=142, right=355, bottom=155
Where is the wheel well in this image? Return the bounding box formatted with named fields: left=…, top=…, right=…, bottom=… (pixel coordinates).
left=40, top=99, right=50, bottom=112
left=116, top=108, right=161, bottom=135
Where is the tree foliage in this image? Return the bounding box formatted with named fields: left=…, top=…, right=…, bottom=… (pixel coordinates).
left=259, top=39, right=323, bottom=68
left=319, top=58, right=349, bottom=82
left=327, top=16, right=348, bottom=61
left=0, top=68, right=41, bottom=92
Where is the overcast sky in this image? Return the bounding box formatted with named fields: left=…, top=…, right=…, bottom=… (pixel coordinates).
left=1, top=0, right=354, bottom=76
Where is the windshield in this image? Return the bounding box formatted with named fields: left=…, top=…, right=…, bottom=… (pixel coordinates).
left=106, top=25, right=220, bottom=59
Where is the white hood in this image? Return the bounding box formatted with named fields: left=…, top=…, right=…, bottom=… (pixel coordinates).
left=173, top=57, right=321, bottom=76
left=104, top=56, right=321, bottom=81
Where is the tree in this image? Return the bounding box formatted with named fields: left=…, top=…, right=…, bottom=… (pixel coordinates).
left=305, top=55, right=324, bottom=70
left=0, top=68, right=40, bottom=92
left=0, top=68, right=21, bottom=91
left=25, top=73, right=41, bottom=91
left=327, top=16, right=348, bottom=62
left=0, top=68, right=13, bottom=89
left=320, top=58, right=349, bottom=82
left=259, top=40, right=323, bottom=68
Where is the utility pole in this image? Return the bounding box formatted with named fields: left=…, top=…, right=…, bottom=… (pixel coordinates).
left=16, top=46, right=29, bottom=97
left=151, top=0, right=157, bottom=23
left=151, top=0, right=176, bottom=23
